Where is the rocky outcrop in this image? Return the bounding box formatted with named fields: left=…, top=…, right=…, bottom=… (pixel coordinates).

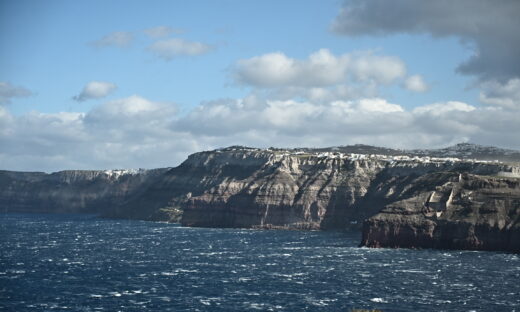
left=361, top=173, right=520, bottom=253
left=0, top=169, right=167, bottom=215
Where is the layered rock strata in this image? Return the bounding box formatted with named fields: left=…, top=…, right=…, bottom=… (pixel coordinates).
left=111, top=148, right=518, bottom=234
left=361, top=173, right=520, bottom=252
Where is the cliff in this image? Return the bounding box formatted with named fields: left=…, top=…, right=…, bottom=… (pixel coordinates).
left=110, top=147, right=519, bottom=234
left=360, top=173, right=520, bottom=253
left=2, top=144, right=520, bottom=253
left=0, top=169, right=167, bottom=214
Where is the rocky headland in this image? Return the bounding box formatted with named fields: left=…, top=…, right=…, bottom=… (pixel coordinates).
left=1, top=143, right=519, bottom=253
left=0, top=168, right=168, bottom=214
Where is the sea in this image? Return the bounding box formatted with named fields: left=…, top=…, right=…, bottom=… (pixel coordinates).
left=1, top=213, right=519, bottom=312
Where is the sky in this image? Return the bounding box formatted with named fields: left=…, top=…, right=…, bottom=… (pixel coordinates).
left=1, top=0, right=520, bottom=172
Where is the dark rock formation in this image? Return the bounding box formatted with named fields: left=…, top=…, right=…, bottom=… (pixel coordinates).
left=0, top=169, right=167, bottom=215
left=111, top=148, right=519, bottom=234
left=361, top=173, right=520, bottom=253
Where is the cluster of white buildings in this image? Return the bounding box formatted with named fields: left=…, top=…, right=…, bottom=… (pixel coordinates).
left=274, top=149, right=501, bottom=165
left=220, top=146, right=505, bottom=165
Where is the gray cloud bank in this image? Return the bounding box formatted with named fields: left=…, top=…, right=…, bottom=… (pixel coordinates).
left=332, top=0, right=520, bottom=82
left=332, top=0, right=520, bottom=111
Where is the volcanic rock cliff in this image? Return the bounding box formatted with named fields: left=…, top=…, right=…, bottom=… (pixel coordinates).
left=2, top=144, right=520, bottom=253
left=110, top=147, right=519, bottom=236
left=360, top=173, right=520, bottom=252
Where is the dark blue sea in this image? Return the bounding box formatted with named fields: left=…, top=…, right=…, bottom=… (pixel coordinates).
left=1, top=213, right=519, bottom=311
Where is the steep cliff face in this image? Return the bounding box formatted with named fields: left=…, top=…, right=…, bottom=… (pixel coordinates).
left=180, top=151, right=387, bottom=229
left=107, top=148, right=517, bottom=231
left=0, top=169, right=167, bottom=214
left=186, top=156, right=516, bottom=230
left=361, top=173, right=520, bottom=252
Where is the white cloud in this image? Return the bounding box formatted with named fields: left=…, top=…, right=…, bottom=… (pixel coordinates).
left=73, top=81, right=117, bottom=102
left=479, top=78, right=520, bottom=109
left=233, top=49, right=406, bottom=88
left=404, top=75, right=429, bottom=92
left=357, top=98, right=404, bottom=113
left=91, top=31, right=133, bottom=48
left=0, top=82, right=33, bottom=105
left=349, top=52, right=406, bottom=84
left=264, top=84, right=378, bottom=104
left=143, top=26, right=184, bottom=38
left=413, top=101, right=476, bottom=116
left=2, top=94, right=520, bottom=172
left=262, top=100, right=324, bottom=129
left=86, top=95, right=177, bottom=121
left=0, top=95, right=182, bottom=172
left=147, top=38, right=213, bottom=60
left=234, top=52, right=300, bottom=87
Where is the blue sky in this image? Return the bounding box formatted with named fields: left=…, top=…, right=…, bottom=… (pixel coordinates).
left=1, top=0, right=475, bottom=113
left=1, top=0, right=519, bottom=171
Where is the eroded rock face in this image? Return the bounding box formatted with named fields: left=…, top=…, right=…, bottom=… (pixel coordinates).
left=361, top=173, right=520, bottom=253
left=179, top=151, right=386, bottom=229
left=113, top=148, right=516, bottom=232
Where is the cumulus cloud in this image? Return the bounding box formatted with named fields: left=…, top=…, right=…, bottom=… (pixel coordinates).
left=91, top=31, right=134, bottom=48
left=233, top=49, right=406, bottom=88
left=176, top=97, right=520, bottom=150
left=2, top=94, right=520, bottom=172
left=331, top=0, right=520, bottom=81
left=404, top=75, right=428, bottom=92
left=173, top=96, right=518, bottom=149
left=0, top=82, right=33, bottom=105
left=73, top=81, right=117, bottom=102
left=263, top=84, right=379, bottom=104
left=173, top=96, right=408, bottom=138
left=147, top=38, right=213, bottom=60
left=349, top=52, right=407, bottom=84
left=143, top=26, right=184, bottom=38
left=86, top=95, right=177, bottom=122
left=357, top=98, right=404, bottom=113
left=479, top=78, right=520, bottom=110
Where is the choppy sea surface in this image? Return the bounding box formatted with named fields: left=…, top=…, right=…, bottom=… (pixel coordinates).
left=1, top=213, right=519, bottom=311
